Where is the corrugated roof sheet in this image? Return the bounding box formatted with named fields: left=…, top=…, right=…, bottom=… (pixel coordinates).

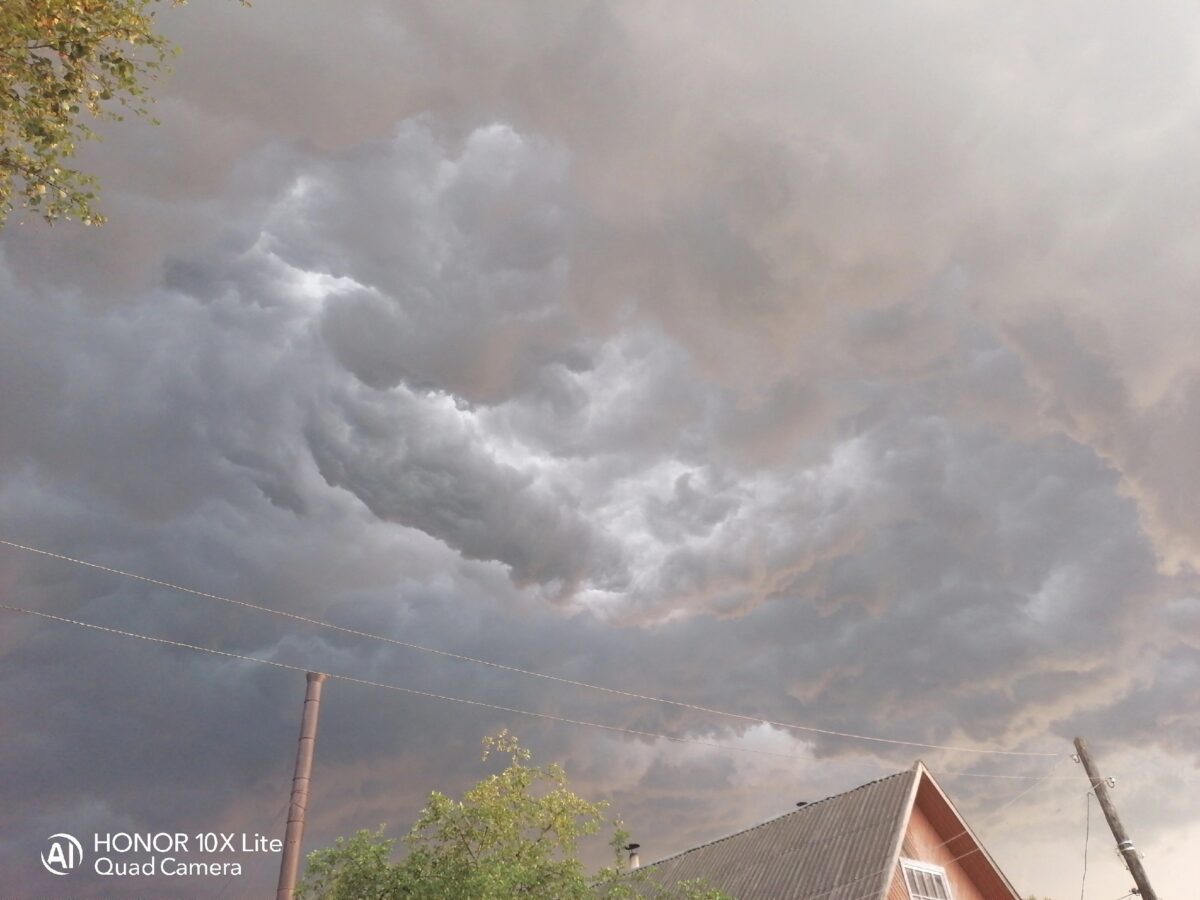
left=639, top=767, right=917, bottom=900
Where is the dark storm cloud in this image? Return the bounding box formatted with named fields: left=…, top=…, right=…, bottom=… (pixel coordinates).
left=281, top=122, right=579, bottom=402
left=3, top=2, right=1200, bottom=897
left=304, top=386, right=626, bottom=592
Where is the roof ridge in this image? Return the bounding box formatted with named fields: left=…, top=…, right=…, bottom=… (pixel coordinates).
left=642, top=767, right=915, bottom=870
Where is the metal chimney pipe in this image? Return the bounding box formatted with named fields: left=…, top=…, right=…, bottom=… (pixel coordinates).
left=276, top=672, right=328, bottom=900
left=626, top=842, right=641, bottom=870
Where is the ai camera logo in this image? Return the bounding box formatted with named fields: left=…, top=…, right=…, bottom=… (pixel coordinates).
left=41, top=833, right=83, bottom=875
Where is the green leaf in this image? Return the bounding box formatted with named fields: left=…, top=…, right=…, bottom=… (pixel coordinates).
left=0, top=0, right=237, bottom=228
left=295, top=733, right=735, bottom=900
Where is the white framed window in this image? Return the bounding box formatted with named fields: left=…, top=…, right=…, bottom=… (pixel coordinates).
left=900, top=858, right=954, bottom=900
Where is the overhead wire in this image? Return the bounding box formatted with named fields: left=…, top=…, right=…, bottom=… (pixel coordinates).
left=217, top=797, right=290, bottom=900
left=0, top=538, right=1059, bottom=759
left=1080, top=791, right=1092, bottom=900
left=644, top=761, right=1067, bottom=900
left=1, top=602, right=1069, bottom=781
left=0, top=603, right=920, bottom=765
left=3, top=596, right=1085, bottom=895
left=793, top=753, right=1078, bottom=900
left=644, top=754, right=1071, bottom=900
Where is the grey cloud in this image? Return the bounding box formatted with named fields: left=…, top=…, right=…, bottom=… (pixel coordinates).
left=643, top=472, right=740, bottom=543
left=5, top=2, right=1200, bottom=898
left=305, top=385, right=626, bottom=593
left=269, top=121, right=577, bottom=394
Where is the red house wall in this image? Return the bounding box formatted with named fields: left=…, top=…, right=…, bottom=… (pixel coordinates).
left=886, top=804, right=988, bottom=900
left=886, top=776, right=1019, bottom=900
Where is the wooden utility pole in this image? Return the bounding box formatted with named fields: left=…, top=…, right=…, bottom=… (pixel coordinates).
left=1073, top=737, right=1159, bottom=900
left=276, top=672, right=329, bottom=900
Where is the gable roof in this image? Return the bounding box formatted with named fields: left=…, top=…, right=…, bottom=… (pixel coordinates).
left=901, top=766, right=1022, bottom=900
left=640, top=766, right=921, bottom=900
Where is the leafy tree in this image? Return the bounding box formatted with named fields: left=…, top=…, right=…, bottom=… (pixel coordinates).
left=297, top=731, right=732, bottom=900
left=0, top=0, right=185, bottom=227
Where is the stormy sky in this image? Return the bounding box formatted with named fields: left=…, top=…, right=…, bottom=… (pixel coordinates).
left=2, top=2, right=1199, bottom=897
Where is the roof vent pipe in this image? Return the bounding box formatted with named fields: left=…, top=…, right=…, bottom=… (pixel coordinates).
left=626, top=843, right=641, bottom=870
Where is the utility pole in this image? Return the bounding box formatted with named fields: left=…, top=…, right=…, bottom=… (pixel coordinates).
left=276, top=672, right=329, bottom=900
left=1073, top=737, right=1159, bottom=900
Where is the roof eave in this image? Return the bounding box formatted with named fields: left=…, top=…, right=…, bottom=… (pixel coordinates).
left=872, top=762, right=924, bottom=900
left=917, top=765, right=1025, bottom=900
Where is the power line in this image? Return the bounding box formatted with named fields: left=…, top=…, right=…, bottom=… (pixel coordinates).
left=797, top=754, right=1076, bottom=900
left=1081, top=791, right=1092, bottom=900
left=218, top=797, right=290, bottom=900
left=1, top=602, right=1067, bottom=781
left=695, top=756, right=1071, bottom=900
left=648, top=759, right=1062, bottom=899
left=0, top=538, right=1059, bottom=759
left=0, top=602, right=896, bottom=764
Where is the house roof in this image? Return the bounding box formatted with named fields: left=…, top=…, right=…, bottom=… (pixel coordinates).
left=640, top=766, right=921, bottom=900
